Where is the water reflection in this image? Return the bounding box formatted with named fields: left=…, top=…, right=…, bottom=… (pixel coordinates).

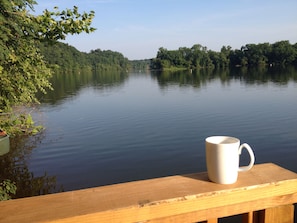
left=39, top=71, right=128, bottom=105
left=151, top=66, right=297, bottom=88
left=38, top=66, right=297, bottom=106
left=91, top=71, right=128, bottom=89
left=0, top=133, right=63, bottom=198
left=151, top=69, right=212, bottom=88
left=234, top=66, right=297, bottom=85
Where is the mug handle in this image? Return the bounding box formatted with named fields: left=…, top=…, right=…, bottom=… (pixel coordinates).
left=238, top=143, right=255, bottom=172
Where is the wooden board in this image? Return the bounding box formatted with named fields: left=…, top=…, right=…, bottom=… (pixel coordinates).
left=0, top=163, right=297, bottom=223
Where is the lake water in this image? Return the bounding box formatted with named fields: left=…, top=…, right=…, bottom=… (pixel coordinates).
left=2, top=67, right=297, bottom=198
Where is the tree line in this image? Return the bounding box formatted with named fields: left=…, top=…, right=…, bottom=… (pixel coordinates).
left=150, top=41, right=297, bottom=70
left=39, top=40, right=297, bottom=73
left=39, top=42, right=129, bottom=73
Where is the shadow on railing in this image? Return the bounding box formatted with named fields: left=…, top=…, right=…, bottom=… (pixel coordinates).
left=0, top=163, right=297, bottom=223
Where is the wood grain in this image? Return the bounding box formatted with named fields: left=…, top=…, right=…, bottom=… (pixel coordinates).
left=0, top=163, right=296, bottom=223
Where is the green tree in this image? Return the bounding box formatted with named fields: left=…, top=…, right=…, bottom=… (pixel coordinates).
left=154, top=47, right=171, bottom=69
left=0, top=0, right=95, bottom=137
left=211, top=46, right=231, bottom=68
left=0, top=0, right=95, bottom=113
left=0, top=0, right=95, bottom=199
left=0, top=180, right=17, bottom=201
left=293, top=43, right=297, bottom=65
left=88, top=49, right=129, bottom=71
left=38, top=41, right=92, bottom=73
left=241, top=43, right=269, bottom=66
left=271, top=40, right=296, bottom=65
left=229, top=49, right=247, bottom=67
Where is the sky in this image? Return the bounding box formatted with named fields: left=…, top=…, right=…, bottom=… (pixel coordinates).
left=34, top=0, right=297, bottom=60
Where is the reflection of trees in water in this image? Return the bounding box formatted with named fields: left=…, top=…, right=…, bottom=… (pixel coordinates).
left=39, top=70, right=128, bottom=105
left=151, top=69, right=219, bottom=89
left=233, top=65, right=297, bottom=85
left=91, top=71, right=128, bottom=89
left=151, top=66, right=297, bottom=89
left=0, top=133, right=63, bottom=198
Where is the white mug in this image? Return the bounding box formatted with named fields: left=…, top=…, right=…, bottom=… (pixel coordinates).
left=205, top=136, right=255, bottom=184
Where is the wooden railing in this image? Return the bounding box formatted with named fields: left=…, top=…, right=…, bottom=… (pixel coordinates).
left=1, top=163, right=297, bottom=223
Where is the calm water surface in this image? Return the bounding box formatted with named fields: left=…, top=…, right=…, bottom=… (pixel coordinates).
left=2, top=67, right=297, bottom=196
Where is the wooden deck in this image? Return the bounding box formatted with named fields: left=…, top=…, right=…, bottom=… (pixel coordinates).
left=0, top=163, right=297, bottom=222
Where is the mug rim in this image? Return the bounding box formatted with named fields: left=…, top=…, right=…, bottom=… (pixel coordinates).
left=205, top=136, right=239, bottom=144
